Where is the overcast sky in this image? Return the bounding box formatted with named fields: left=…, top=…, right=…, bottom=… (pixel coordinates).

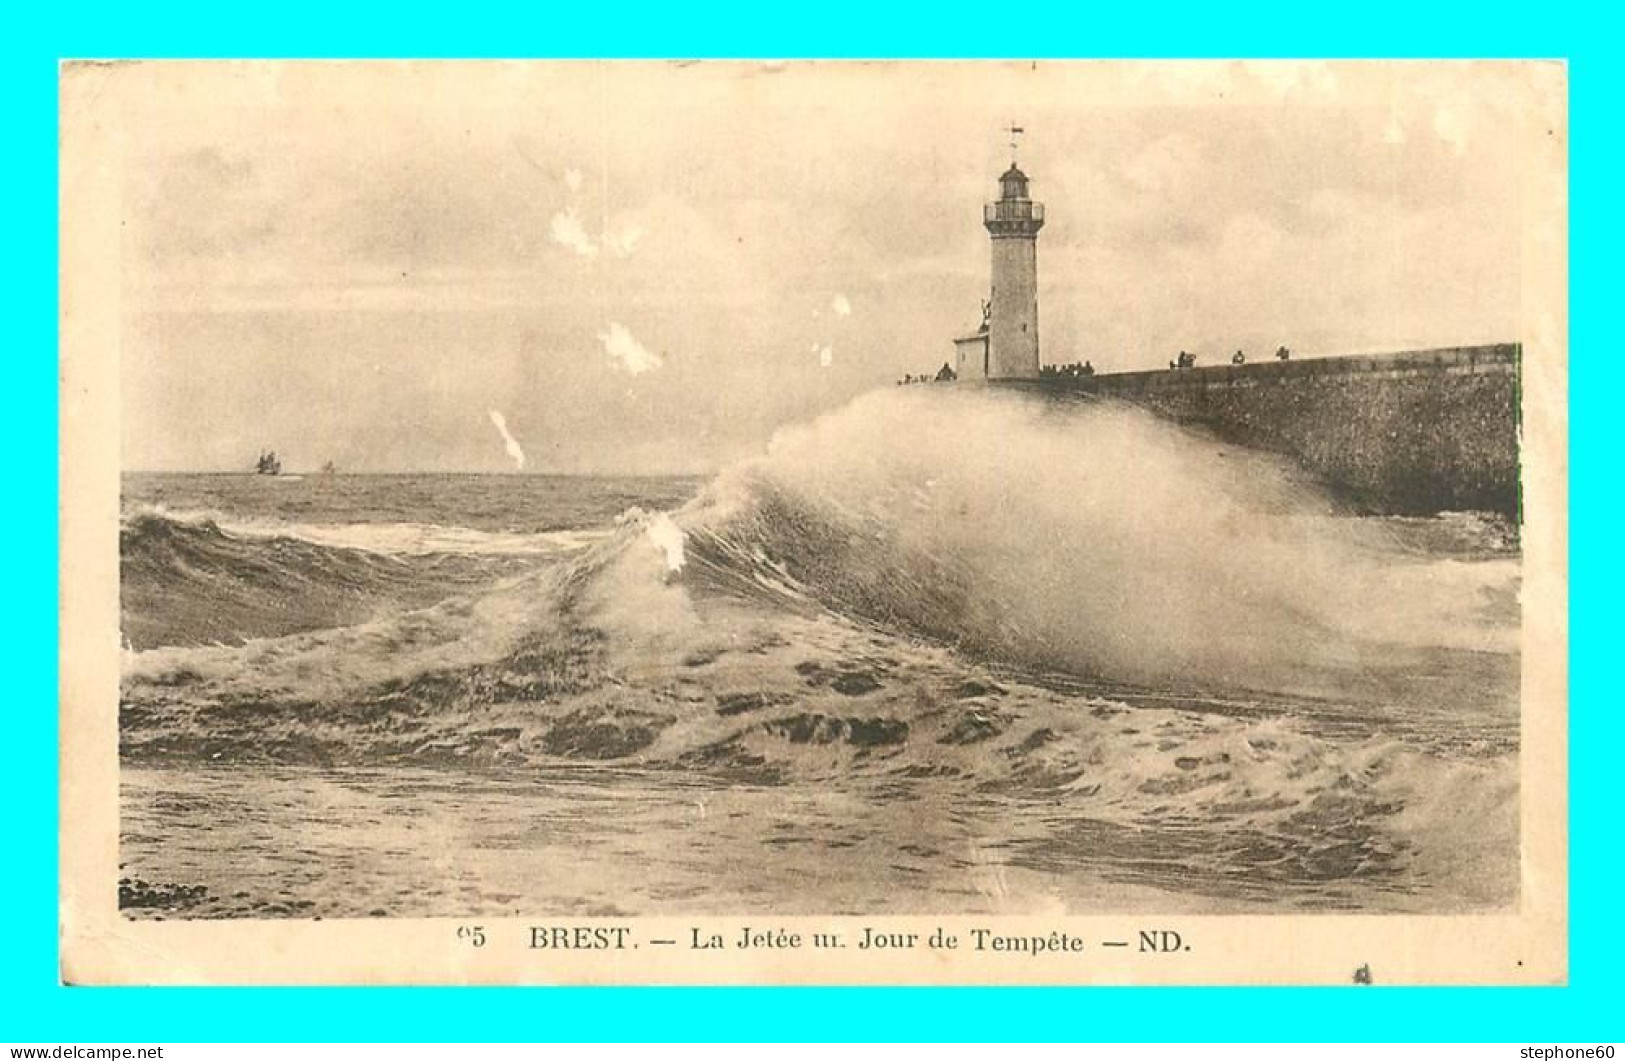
left=110, top=60, right=1550, bottom=473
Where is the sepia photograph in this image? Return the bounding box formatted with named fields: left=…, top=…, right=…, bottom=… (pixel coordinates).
left=57, top=58, right=1568, bottom=985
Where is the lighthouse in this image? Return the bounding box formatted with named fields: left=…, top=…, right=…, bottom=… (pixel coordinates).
left=953, top=130, right=1046, bottom=381
left=985, top=146, right=1045, bottom=378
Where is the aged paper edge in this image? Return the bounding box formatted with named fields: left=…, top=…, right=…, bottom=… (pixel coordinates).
left=57, top=59, right=1569, bottom=987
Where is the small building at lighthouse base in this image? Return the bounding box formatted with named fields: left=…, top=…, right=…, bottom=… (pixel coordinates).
left=954, top=331, right=990, bottom=381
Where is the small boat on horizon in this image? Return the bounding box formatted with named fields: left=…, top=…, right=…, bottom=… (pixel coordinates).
left=255, top=450, right=282, bottom=476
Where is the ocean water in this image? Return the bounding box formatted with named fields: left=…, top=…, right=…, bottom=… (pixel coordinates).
left=119, top=388, right=1521, bottom=918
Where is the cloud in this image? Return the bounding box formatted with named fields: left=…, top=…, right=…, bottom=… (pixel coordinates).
left=831, top=293, right=851, bottom=317
left=1122, top=133, right=1201, bottom=195
left=550, top=207, right=599, bottom=258
left=550, top=207, right=641, bottom=260
left=604, top=224, right=644, bottom=257
left=487, top=409, right=526, bottom=470
left=1247, top=60, right=1339, bottom=98
left=553, top=164, right=641, bottom=259
left=600, top=321, right=663, bottom=374
left=1433, top=104, right=1471, bottom=155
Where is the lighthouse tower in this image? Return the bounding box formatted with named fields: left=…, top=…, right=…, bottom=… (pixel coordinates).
left=983, top=141, right=1045, bottom=379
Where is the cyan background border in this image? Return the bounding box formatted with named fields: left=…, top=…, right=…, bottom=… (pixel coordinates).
left=10, top=1, right=1609, bottom=1041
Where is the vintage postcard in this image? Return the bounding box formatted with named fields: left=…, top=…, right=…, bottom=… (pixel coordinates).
left=59, top=59, right=1568, bottom=985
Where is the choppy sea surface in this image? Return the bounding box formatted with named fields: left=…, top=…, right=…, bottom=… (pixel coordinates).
left=120, top=389, right=1520, bottom=918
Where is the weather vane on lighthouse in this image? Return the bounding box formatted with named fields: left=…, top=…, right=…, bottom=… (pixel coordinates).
left=1007, top=122, right=1025, bottom=162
